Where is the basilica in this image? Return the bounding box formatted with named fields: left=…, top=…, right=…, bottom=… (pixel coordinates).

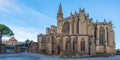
left=37, top=4, right=116, bottom=56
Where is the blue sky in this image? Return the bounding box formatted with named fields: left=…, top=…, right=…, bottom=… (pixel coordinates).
left=0, top=0, right=119, bottom=49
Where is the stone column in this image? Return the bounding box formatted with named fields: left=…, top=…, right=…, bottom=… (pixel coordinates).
left=75, top=35, right=78, bottom=56
left=104, top=28, right=107, bottom=54
left=74, top=15, right=77, bottom=34
left=88, top=36, right=92, bottom=55
left=69, top=35, right=72, bottom=57
left=96, top=27, right=99, bottom=46
left=70, top=14, right=73, bottom=35
left=49, top=35, right=52, bottom=54
left=96, top=26, right=99, bottom=53
left=60, top=34, right=63, bottom=56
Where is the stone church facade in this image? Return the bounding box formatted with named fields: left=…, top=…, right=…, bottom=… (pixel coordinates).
left=37, top=4, right=116, bottom=56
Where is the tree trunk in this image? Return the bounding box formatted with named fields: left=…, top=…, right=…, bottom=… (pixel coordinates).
left=0, top=31, right=2, bottom=54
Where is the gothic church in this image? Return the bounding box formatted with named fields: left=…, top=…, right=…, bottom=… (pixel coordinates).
left=37, top=3, right=116, bottom=56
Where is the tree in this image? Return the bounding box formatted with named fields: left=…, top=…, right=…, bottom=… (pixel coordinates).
left=0, top=24, right=14, bottom=41
left=25, top=39, right=31, bottom=44
left=0, top=24, right=14, bottom=53
left=116, top=49, right=120, bottom=55
left=25, top=39, right=34, bottom=47
left=25, top=39, right=31, bottom=47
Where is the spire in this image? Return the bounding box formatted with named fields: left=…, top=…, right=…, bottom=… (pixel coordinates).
left=79, top=7, right=81, bottom=12
left=83, top=8, right=85, bottom=11
left=104, top=19, right=106, bottom=22
left=109, top=20, right=112, bottom=26
left=109, top=20, right=112, bottom=23
left=75, top=10, right=77, bottom=15
left=58, top=3, right=63, bottom=15
left=70, top=11, right=73, bottom=16
left=96, top=20, right=98, bottom=23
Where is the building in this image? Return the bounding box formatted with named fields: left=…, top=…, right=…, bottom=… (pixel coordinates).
left=14, top=43, right=28, bottom=53
left=15, top=45, right=21, bottom=53
left=0, top=44, right=6, bottom=54
left=28, top=42, right=38, bottom=53
left=37, top=3, right=116, bottom=56
left=2, top=37, right=17, bottom=45
left=8, top=37, right=17, bottom=45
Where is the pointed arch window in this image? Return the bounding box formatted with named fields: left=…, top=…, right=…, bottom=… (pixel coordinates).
left=51, top=36, right=54, bottom=43
left=72, top=17, right=75, bottom=34
left=94, top=27, right=97, bottom=39
left=94, top=27, right=97, bottom=44
left=63, top=21, right=70, bottom=34
left=47, top=36, right=50, bottom=43
left=106, top=27, right=109, bottom=45
left=66, top=38, right=70, bottom=50
left=81, top=39, right=85, bottom=51
left=99, top=26, right=105, bottom=45
left=73, top=37, right=76, bottom=51
left=77, top=18, right=79, bottom=34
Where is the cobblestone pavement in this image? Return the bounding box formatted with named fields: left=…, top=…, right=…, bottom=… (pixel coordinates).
left=0, top=53, right=119, bottom=60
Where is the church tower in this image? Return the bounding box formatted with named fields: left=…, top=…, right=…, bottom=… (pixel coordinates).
left=57, top=3, right=63, bottom=33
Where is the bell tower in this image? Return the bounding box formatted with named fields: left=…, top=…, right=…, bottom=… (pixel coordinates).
left=57, top=3, right=63, bottom=33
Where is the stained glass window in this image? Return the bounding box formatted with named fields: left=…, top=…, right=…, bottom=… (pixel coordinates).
left=99, top=26, right=105, bottom=45
left=63, top=22, right=70, bottom=34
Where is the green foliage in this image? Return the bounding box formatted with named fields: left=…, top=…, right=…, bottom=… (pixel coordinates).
left=30, top=40, right=34, bottom=43
left=25, top=39, right=34, bottom=45
left=25, top=39, right=31, bottom=44
left=0, top=24, right=14, bottom=36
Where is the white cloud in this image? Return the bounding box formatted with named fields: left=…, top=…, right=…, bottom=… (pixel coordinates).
left=21, top=6, right=55, bottom=23
left=0, top=0, right=55, bottom=42
left=0, top=7, right=11, bottom=13
left=0, top=0, right=55, bottom=25
left=0, top=0, right=22, bottom=13
left=9, top=26, right=40, bottom=42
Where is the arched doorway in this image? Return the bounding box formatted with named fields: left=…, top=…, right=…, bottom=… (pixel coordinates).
left=57, top=46, right=60, bottom=55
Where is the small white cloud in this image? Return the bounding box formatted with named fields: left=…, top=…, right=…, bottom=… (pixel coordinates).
left=0, top=7, right=11, bottom=13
